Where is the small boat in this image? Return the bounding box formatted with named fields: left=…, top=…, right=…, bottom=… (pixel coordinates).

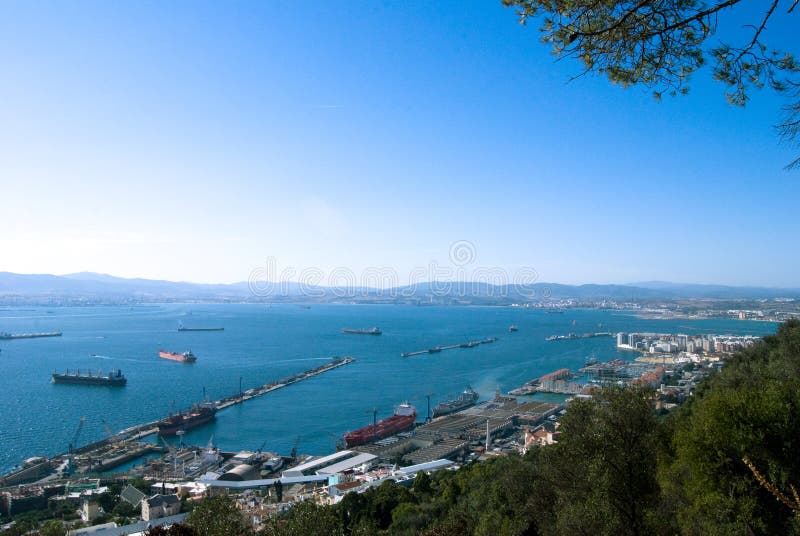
left=509, top=325, right=519, bottom=333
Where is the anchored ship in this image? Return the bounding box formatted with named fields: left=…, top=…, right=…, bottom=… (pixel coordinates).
left=344, top=403, right=417, bottom=447
left=52, top=369, right=127, bottom=386
left=1, top=332, right=62, bottom=340
left=158, top=402, right=217, bottom=435
left=433, top=386, right=479, bottom=418
left=342, top=327, right=382, bottom=335
left=159, top=350, right=197, bottom=363
left=178, top=323, right=224, bottom=332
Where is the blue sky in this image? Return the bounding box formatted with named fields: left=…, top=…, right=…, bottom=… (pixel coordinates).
left=0, top=1, right=798, bottom=287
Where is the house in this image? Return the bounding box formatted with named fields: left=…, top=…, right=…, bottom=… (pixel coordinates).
left=141, top=494, right=181, bottom=521
left=119, top=485, right=146, bottom=509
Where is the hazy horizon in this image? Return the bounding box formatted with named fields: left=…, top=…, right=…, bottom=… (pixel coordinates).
left=1, top=2, right=797, bottom=287
left=2, top=269, right=799, bottom=291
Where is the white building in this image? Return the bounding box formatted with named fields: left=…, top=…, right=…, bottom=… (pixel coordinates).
left=141, top=494, right=181, bottom=521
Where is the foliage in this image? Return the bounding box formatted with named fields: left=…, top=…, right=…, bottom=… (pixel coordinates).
left=533, top=386, right=661, bottom=536
left=660, top=319, right=800, bottom=534
left=38, top=520, right=66, bottom=536
left=186, top=496, right=253, bottom=536
left=144, top=523, right=197, bottom=535
left=502, top=0, right=800, bottom=168
left=263, top=501, right=344, bottom=536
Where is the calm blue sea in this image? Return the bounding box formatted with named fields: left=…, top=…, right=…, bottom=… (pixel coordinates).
left=0, top=304, right=778, bottom=473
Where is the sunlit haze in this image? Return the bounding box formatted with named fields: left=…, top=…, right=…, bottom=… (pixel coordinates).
left=1, top=1, right=797, bottom=286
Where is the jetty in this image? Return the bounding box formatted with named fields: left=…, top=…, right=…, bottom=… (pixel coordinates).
left=1, top=356, right=355, bottom=484
left=401, top=337, right=497, bottom=358
left=544, top=332, right=613, bottom=341
left=509, top=368, right=584, bottom=395
left=216, top=356, right=354, bottom=410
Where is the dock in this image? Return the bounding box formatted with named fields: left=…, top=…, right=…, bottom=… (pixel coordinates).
left=216, top=356, right=354, bottom=410
left=509, top=368, right=581, bottom=395
left=1, top=356, right=355, bottom=484
left=544, top=332, right=613, bottom=342
left=401, top=337, right=497, bottom=358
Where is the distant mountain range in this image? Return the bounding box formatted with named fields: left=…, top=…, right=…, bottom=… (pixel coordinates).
left=0, top=271, right=797, bottom=304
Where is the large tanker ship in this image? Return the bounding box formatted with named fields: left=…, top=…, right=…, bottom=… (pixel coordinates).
left=157, top=402, right=217, bottom=435
left=52, top=369, right=127, bottom=387
left=159, top=350, right=197, bottom=363
left=344, top=403, right=417, bottom=447
left=342, top=327, right=381, bottom=335
left=1, top=332, right=62, bottom=340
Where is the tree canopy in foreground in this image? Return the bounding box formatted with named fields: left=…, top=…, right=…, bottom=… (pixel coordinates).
left=502, top=0, right=800, bottom=168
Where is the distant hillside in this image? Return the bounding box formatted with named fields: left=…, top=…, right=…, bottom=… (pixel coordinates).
left=0, top=271, right=797, bottom=304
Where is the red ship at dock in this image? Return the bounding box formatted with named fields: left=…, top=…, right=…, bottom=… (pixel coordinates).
left=158, top=402, right=217, bottom=435
left=344, top=403, right=417, bottom=447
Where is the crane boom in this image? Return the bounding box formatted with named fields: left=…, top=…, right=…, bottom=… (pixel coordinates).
left=69, top=417, right=87, bottom=453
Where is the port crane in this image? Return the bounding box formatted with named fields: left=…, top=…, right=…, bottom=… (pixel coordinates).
left=69, top=417, right=87, bottom=453
left=160, top=436, right=181, bottom=477
left=366, top=407, right=378, bottom=443
left=65, top=417, right=87, bottom=475
left=326, top=432, right=345, bottom=451
left=290, top=436, right=300, bottom=459
left=425, top=393, right=434, bottom=422
left=101, top=419, right=122, bottom=450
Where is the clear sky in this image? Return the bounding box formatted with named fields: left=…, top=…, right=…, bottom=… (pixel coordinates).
left=1, top=1, right=798, bottom=287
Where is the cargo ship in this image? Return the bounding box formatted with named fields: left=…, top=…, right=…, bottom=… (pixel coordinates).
left=157, top=402, right=217, bottom=435
left=1, top=332, right=62, bottom=340
left=344, top=403, right=417, bottom=447
left=342, top=327, right=381, bottom=335
left=159, top=350, right=197, bottom=363
left=433, top=386, right=479, bottom=417
left=52, top=369, right=127, bottom=386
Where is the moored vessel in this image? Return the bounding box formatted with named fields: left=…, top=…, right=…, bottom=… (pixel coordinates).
left=52, top=369, right=127, bottom=386
left=433, top=386, right=479, bottom=417
left=158, top=402, right=217, bottom=435
left=344, top=403, right=417, bottom=447
left=159, top=350, right=197, bottom=363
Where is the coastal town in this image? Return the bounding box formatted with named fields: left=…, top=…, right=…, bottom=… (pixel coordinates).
left=0, top=328, right=755, bottom=535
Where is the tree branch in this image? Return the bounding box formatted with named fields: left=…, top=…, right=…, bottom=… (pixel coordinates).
left=733, top=0, right=781, bottom=65
left=644, top=0, right=743, bottom=39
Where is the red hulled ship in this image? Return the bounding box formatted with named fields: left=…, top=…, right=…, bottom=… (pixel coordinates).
left=159, top=350, right=197, bottom=363
left=157, top=402, right=217, bottom=435
left=344, top=403, right=417, bottom=447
